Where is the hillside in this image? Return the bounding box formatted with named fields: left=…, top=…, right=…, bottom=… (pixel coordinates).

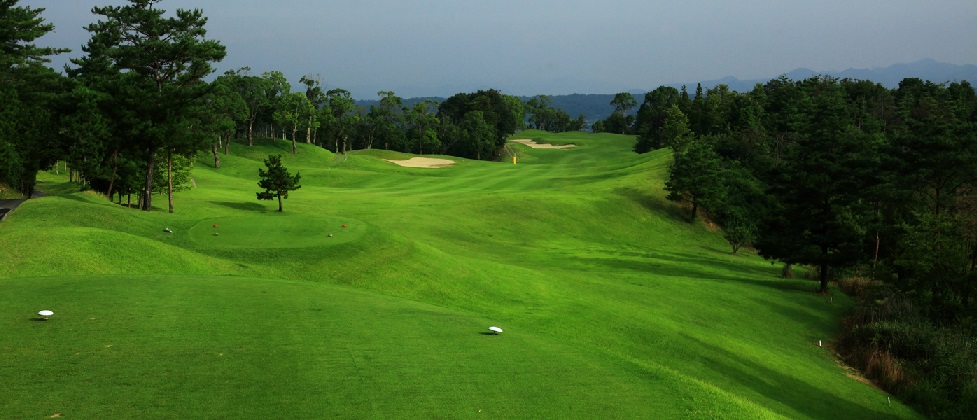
left=0, top=131, right=917, bottom=418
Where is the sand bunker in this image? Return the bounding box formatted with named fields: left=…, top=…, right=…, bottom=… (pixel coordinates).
left=386, top=157, right=456, bottom=168
left=511, top=139, right=576, bottom=149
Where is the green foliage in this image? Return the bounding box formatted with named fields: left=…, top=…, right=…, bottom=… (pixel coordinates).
left=69, top=0, right=226, bottom=211
left=839, top=288, right=977, bottom=419
left=256, top=154, right=300, bottom=212
left=405, top=100, right=441, bottom=155
left=665, top=136, right=725, bottom=222
left=526, top=94, right=586, bottom=133
left=0, top=0, right=69, bottom=67
left=0, top=1, right=66, bottom=196
left=152, top=150, right=194, bottom=194
left=610, top=91, right=637, bottom=115
left=646, top=74, right=976, bottom=415
left=324, top=88, right=357, bottom=153
left=634, top=86, right=685, bottom=153
left=437, top=89, right=524, bottom=160
left=204, top=75, right=249, bottom=154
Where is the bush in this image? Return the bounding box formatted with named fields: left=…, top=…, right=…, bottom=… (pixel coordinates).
left=836, top=276, right=876, bottom=300
left=837, top=285, right=977, bottom=418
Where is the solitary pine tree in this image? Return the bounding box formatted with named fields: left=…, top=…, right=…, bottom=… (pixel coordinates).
left=256, top=154, right=300, bottom=212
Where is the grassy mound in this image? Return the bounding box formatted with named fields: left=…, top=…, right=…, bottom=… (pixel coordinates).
left=0, top=132, right=918, bottom=418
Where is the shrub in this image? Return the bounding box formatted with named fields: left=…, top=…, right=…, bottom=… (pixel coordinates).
left=837, top=285, right=977, bottom=418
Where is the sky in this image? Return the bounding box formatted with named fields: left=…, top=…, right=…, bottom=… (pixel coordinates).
left=19, top=0, right=977, bottom=100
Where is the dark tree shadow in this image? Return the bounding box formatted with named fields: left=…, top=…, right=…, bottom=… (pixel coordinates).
left=576, top=249, right=813, bottom=294
left=213, top=201, right=268, bottom=211
left=617, top=187, right=689, bottom=223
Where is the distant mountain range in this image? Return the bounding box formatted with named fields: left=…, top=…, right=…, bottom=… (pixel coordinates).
left=666, top=58, right=977, bottom=94
left=359, top=59, right=977, bottom=123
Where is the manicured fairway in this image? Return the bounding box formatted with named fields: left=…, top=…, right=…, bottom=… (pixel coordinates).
left=0, top=131, right=918, bottom=418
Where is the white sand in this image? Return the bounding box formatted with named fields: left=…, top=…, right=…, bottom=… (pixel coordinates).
left=510, top=139, right=576, bottom=149
left=386, top=157, right=456, bottom=168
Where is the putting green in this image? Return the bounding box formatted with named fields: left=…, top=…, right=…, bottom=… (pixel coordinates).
left=188, top=215, right=366, bottom=248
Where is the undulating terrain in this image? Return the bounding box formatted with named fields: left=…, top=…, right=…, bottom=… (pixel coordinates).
left=0, top=130, right=916, bottom=418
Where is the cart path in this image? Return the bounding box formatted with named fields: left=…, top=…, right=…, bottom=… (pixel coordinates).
left=0, top=190, right=44, bottom=223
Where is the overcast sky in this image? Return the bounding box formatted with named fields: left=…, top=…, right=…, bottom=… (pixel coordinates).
left=20, top=0, right=977, bottom=100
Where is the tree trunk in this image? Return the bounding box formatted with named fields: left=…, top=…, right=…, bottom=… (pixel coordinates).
left=248, top=116, right=256, bottom=146
left=277, top=193, right=283, bottom=212
left=213, top=143, right=220, bottom=168
left=167, top=149, right=174, bottom=214
left=690, top=199, right=699, bottom=223
left=872, top=230, right=880, bottom=271
left=782, top=263, right=794, bottom=279
left=142, top=145, right=157, bottom=211
left=819, top=263, right=829, bottom=293
left=107, top=148, right=119, bottom=199
left=291, top=129, right=297, bottom=154
left=224, top=132, right=231, bottom=155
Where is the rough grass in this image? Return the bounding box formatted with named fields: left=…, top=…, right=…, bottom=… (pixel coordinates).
left=0, top=131, right=918, bottom=418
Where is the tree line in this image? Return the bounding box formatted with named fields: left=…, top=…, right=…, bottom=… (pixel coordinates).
left=642, top=76, right=977, bottom=308
left=639, top=76, right=977, bottom=415
left=2, top=0, right=585, bottom=213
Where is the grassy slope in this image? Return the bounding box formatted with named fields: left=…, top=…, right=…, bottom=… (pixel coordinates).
left=0, top=132, right=917, bottom=418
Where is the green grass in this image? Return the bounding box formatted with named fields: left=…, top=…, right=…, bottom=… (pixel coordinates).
left=0, top=131, right=918, bottom=418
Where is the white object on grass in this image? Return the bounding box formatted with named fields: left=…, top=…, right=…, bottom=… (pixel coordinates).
left=488, top=326, right=503, bottom=334
left=38, top=310, right=54, bottom=318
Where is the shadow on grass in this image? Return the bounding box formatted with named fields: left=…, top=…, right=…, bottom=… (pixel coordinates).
left=478, top=332, right=501, bottom=336
left=576, top=250, right=811, bottom=294
left=213, top=201, right=269, bottom=212
left=683, top=334, right=901, bottom=419
left=617, top=187, right=689, bottom=224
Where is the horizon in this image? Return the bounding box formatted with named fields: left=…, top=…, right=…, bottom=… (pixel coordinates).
left=19, top=0, right=977, bottom=100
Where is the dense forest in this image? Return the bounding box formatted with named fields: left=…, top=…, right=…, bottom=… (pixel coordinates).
left=2, top=1, right=976, bottom=416
left=632, top=78, right=977, bottom=417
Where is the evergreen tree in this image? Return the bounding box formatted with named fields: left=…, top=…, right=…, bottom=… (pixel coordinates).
left=665, top=136, right=725, bottom=223
left=76, top=0, right=226, bottom=211
left=256, top=154, right=301, bottom=212
left=0, top=0, right=67, bottom=196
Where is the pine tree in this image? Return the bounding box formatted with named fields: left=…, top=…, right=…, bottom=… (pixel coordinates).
left=256, top=154, right=301, bottom=212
